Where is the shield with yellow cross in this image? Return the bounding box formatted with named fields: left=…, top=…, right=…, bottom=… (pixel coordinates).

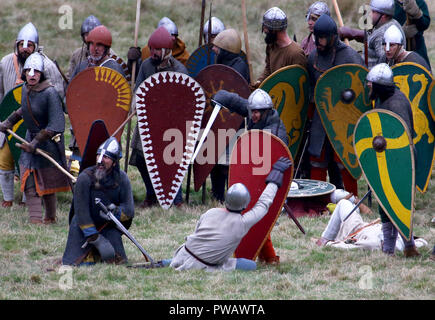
left=392, top=62, right=435, bottom=193
left=0, top=83, right=26, bottom=170
left=315, top=64, right=372, bottom=180
left=259, top=65, right=309, bottom=158
left=354, top=109, right=415, bottom=241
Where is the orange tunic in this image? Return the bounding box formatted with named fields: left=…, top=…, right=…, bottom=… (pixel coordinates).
left=141, top=37, right=189, bottom=66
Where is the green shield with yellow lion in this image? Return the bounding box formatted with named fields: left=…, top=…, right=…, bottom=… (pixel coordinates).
left=391, top=62, right=435, bottom=193
left=315, top=64, right=372, bottom=180
left=259, top=65, right=309, bottom=158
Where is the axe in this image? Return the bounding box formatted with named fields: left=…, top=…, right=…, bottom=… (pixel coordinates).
left=95, top=198, right=157, bottom=265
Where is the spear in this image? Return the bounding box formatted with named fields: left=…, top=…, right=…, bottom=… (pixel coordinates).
left=123, top=0, right=141, bottom=173
left=332, top=0, right=350, bottom=46
left=241, top=0, right=254, bottom=86
left=198, top=0, right=206, bottom=47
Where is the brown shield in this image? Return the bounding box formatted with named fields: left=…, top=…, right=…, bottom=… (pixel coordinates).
left=229, top=130, right=293, bottom=260
left=136, top=71, right=206, bottom=209
left=193, top=64, right=250, bottom=192
left=66, top=67, right=131, bottom=155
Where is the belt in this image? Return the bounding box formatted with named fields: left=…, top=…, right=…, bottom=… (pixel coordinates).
left=184, top=245, right=220, bottom=267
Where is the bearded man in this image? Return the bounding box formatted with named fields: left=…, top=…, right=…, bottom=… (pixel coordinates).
left=62, top=137, right=134, bottom=265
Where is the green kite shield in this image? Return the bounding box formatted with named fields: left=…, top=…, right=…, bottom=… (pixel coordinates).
left=391, top=62, right=435, bottom=193
left=0, top=83, right=26, bottom=169
left=259, top=65, right=309, bottom=158
left=229, top=130, right=293, bottom=260
left=315, top=64, right=372, bottom=180
left=354, top=109, right=415, bottom=241
left=66, top=67, right=131, bottom=155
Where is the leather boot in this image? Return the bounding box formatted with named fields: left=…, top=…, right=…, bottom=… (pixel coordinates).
left=25, top=187, right=43, bottom=224
left=381, top=222, right=398, bottom=256
left=42, top=193, right=57, bottom=224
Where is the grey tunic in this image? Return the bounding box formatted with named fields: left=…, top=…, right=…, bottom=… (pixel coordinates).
left=62, top=165, right=134, bottom=265
left=67, top=47, right=117, bottom=81
left=170, top=183, right=278, bottom=271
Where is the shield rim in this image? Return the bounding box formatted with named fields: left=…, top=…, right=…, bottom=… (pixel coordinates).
left=428, top=80, right=435, bottom=122
left=229, top=129, right=293, bottom=260
left=287, top=178, right=336, bottom=198
left=353, top=109, right=415, bottom=240
left=259, top=64, right=310, bottom=158
left=314, top=63, right=371, bottom=180
left=391, top=61, right=435, bottom=194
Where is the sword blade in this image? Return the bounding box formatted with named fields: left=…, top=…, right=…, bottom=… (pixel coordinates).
left=191, top=104, right=221, bottom=164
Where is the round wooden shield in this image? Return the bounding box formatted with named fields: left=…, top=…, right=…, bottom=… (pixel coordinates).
left=287, top=179, right=335, bottom=198
left=315, top=64, right=372, bottom=180
left=192, top=64, right=249, bottom=192
left=259, top=65, right=310, bottom=158
left=186, top=45, right=216, bottom=78
left=136, top=71, right=206, bottom=209
left=66, top=67, right=131, bottom=155
left=0, top=83, right=26, bottom=169
left=391, top=62, right=435, bottom=193
left=354, top=109, right=415, bottom=241
left=229, top=130, right=293, bottom=260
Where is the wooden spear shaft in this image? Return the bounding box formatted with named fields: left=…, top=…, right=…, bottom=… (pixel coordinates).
left=123, top=0, right=142, bottom=173
left=7, top=129, right=77, bottom=183
left=332, top=0, right=350, bottom=46
left=241, top=0, right=254, bottom=86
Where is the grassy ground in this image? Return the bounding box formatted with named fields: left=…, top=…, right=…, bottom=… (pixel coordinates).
left=0, top=0, right=434, bottom=301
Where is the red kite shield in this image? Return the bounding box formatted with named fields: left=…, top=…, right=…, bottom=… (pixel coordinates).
left=66, top=67, right=131, bottom=155
left=135, top=71, right=206, bottom=209
left=193, top=64, right=249, bottom=192
left=229, top=130, right=293, bottom=260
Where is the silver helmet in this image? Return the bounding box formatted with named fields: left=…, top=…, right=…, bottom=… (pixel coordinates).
left=23, top=52, right=44, bottom=77
left=306, top=1, right=330, bottom=21
left=16, top=22, right=39, bottom=49
left=158, top=17, right=178, bottom=36
left=80, top=15, right=102, bottom=37
left=370, top=0, right=395, bottom=16
left=366, top=63, right=394, bottom=86
left=97, top=137, right=122, bottom=164
left=262, top=7, right=287, bottom=31
left=383, top=24, right=403, bottom=51
left=203, top=17, right=225, bottom=43
left=248, top=89, right=273, bottom=111
left=225, top=183, right=251, bottom=212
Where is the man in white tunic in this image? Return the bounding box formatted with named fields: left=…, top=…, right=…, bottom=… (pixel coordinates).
left=165, top=156, right=292, bottom=271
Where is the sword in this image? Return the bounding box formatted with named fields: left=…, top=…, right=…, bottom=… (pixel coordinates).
left=343, top=189, right=372, bottom=222
left=190, top=99, right=225, bottom=164
left=95, top=198, right=155, bottom=264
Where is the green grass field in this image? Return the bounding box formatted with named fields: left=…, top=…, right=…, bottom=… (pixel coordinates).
left=0, top=0, right=434, bottom=301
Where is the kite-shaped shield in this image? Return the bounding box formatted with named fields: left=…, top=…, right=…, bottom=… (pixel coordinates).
left=259, top=65, right=310, bottom=158
left=135, top=71, right=206, bottom=209
left=354, top=109, right=415, bottom=240
left=66, top=67, right=131, bottom=155
left=79, top=120, right=110, bottom=173
left=229, top=130, right=293, bottom=260
left=0, top=83, right=26, bottom=169
left=391, top=62, right=435, bottom=193
left=192, top=64, right=249, bottom=192
left=186, top=45, right=216, bottom=78
left=315, top=64, right=372, bottom=180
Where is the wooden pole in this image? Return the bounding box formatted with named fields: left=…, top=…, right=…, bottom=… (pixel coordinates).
left=332, top=0, right=350, bottom=46
left=123, top=0, right=142, bottom=173
left=8, top=129, right=77, bottom=183
left=199, top=0, right=206, bottom=47
left=241, top=0, right=254, bottom=86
